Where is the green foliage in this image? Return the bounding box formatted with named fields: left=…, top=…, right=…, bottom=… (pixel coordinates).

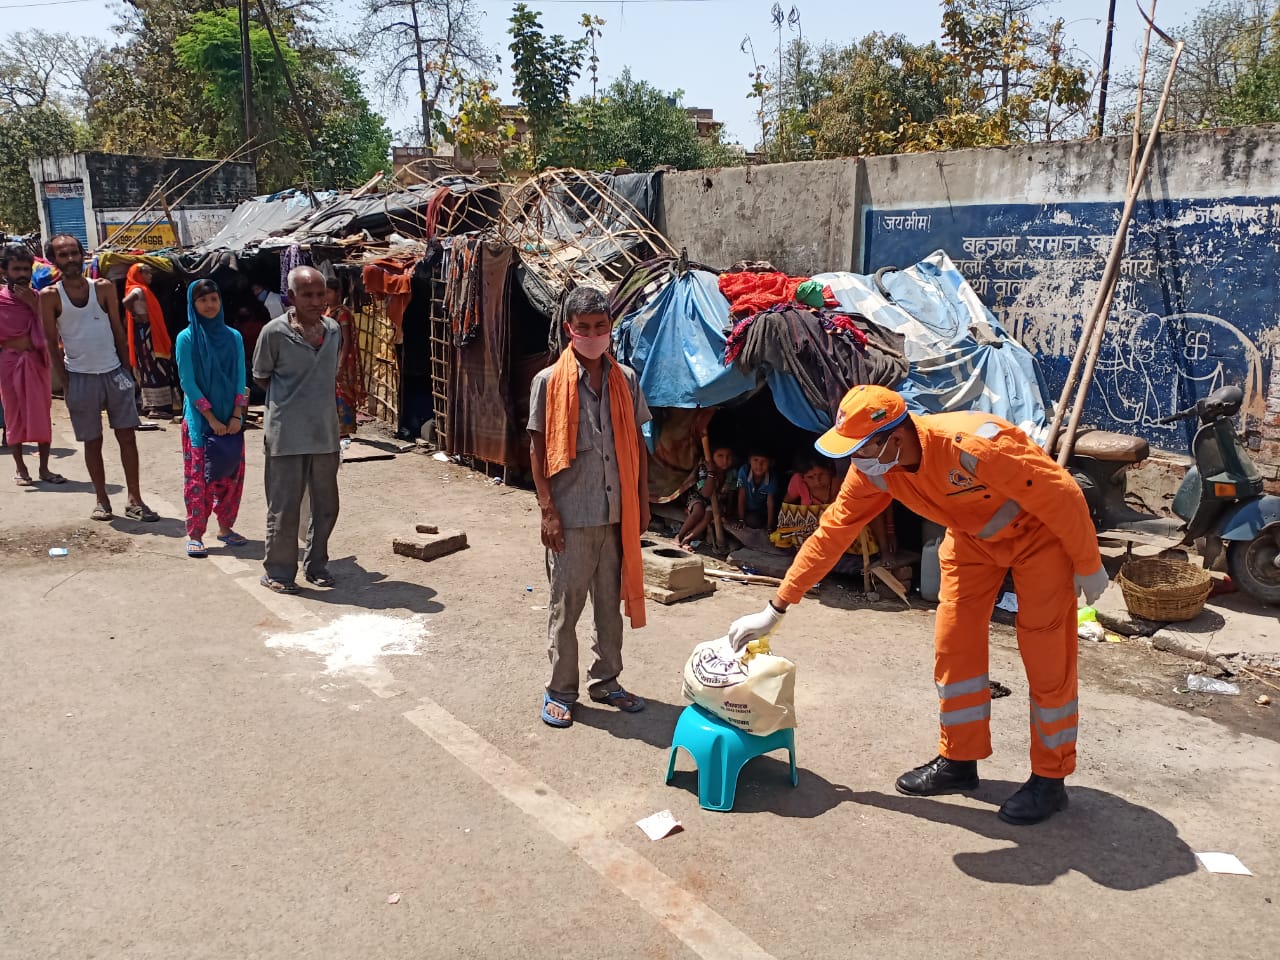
left=87, top=1, right=389, bottom=191
left=549, top=69, right=736, bottom=171
left=0, top=106, right=86, bottom=232
left=507, top=2, right=586, bottom=163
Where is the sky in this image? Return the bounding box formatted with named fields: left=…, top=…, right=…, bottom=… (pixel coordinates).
left=7, top=0, right=1208, bottom=146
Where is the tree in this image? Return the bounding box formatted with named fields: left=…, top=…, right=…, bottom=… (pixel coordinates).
left=0, top=107, right=86, bottom=232
left=548, top=69, right=737, bottom=171
left=0, top=31, right=106, bottom=115
left=360, top=0, right=491, bottom=148
left=1219, top=9, right=1280, bottom=123
left=1121, top=0, right=1276, bottom=130
left=806, top=33, right=954, bottom=158
left=507, top=2, right=586, bottom=165
left=87, top=1, right=390, bottom=191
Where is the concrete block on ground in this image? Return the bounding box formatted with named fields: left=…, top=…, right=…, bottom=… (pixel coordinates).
left=645, top=580, right=717, bottom=605
left=393, top=531, right=468, bottom=561
left=642, top=545, right=707, bottom=592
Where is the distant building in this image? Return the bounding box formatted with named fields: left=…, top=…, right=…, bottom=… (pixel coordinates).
left=28, top=152, right=257, bottom=251
left=685, top=107, right=724, bottom=141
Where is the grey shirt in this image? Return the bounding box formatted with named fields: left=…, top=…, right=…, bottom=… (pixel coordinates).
left=528, top=356, right=651, bottom=529
left=252, top=312, right=341, bottom=457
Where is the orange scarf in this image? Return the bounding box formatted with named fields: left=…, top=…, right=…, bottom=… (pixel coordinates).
left=545, top=348, right=646, bottom=629
left=124, top=264, right=173, bottom=364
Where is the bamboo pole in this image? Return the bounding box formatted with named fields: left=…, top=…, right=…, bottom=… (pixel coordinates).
left=1046, top=1, right=1160, bottom=456
left=1056, top=36, right=1185, bottom=466
left=701, top=433, right=725, bottom=549
left=98, top=172, right=179, bottom=250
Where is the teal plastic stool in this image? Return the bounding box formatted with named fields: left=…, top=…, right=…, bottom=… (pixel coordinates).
left=665, top=703, right=798, bottom=811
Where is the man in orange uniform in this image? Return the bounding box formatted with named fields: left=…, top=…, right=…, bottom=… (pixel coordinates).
left=727, top=385, right=1109, bottom=825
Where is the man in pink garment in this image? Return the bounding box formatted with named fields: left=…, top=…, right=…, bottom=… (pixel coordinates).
left=0, top=243, right=61, bottom=485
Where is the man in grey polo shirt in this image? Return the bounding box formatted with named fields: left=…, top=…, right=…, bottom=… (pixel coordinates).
left=529, top=286, right=651, bottom=729
left=252, top=265, right=341, bottom=594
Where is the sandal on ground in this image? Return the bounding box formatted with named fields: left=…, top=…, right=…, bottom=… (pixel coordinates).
left=304, top=570, right=335, bottom=587
left=125, top=503, right=159, bottom=522
left=216, top=531, right=249, bottom=547
left=90, top=503, right=113, bottom=521
left=541, top=692, right=574, bottom=728
left=37, top=472, right=67, bottom=484
left=260, top=575, right=299, bottom=595
left=13, top=474, right=35, bottom=487
left=186, top=540, right=208, bottom=558
left=589, top=687, right=646, bottom=713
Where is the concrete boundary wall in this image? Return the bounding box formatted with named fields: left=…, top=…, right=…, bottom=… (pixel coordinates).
left=659, top=159, right=859, bottom=275
left=658, top=127, right=1280, bottom=487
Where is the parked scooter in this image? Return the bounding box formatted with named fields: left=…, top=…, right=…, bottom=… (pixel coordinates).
left=1067, top=385, right=1280, bottom=606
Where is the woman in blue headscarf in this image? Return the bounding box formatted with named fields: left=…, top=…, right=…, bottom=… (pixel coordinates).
left=175, top=279, right=248, bottom=558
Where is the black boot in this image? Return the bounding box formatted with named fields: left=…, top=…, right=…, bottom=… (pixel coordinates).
left=998, top=775, right=1068, bottom=825
left=895, top=755, right=979, bottom=796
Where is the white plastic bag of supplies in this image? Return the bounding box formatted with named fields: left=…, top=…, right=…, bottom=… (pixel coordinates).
left=681, top=636, right=797, bottom=736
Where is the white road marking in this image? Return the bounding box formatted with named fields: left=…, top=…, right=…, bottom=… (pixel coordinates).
left=404, top=698, right=779, bottom=960
left=168, top=496, right=774, bottom=960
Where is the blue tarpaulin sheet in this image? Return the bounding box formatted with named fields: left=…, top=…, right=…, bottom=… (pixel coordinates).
left=616, top=252, right=1050, bottom=440
left=814, top=251, right=1052, bottom=439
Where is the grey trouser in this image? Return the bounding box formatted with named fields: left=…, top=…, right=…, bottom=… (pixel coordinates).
left=263, top=451, right=340, bottom=584
left=546, top=523, right=624, bottom=702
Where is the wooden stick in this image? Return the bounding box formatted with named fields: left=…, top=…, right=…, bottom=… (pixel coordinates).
left=159, top=192, right=184, bottom=253
left=1131, top=0, right=1158, bottom=187
left=1056, top=37, right=1184, bottom=466
left=704, top=568, right=820, bottom=597
left=869, top=565, right=910, bottom=606
left=701, top=433, right=725, bottom=549
left=99, top=172, right=179, bottom=249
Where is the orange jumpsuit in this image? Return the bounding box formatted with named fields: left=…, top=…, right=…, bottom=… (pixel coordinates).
left=778, top=412, right=1102, bottom=777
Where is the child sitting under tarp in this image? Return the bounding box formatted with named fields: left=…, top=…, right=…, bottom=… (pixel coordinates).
left=773, top=455, right=896, bottom=562
left=676, top=445, right=738, bottom=549
left=737, top=450, right=780, bottom=531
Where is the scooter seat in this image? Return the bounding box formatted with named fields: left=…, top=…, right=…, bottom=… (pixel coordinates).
left=1067, top=430, right=1150, bottom=463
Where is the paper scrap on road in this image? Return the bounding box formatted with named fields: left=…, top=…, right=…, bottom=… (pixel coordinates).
left=386, top=892, right=401, bottom=904
left=636, top=809, right=683, bottom=841
left=1196, top=852, right=1253, bottom=876
left=265, top=613, right=429, bottom=673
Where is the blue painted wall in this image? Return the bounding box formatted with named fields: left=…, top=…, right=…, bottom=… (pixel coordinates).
left=862, top=197, right=1279, bottom=455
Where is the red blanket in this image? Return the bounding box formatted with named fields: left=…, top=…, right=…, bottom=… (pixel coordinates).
left=718, top=272, right=836, bottom=317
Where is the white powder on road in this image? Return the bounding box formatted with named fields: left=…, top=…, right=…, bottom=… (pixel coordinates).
left=266, top=613, right=430, bottom=673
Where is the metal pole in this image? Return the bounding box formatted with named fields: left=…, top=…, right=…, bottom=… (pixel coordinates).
left=1095, top=0, right=1118, bottom=137
left=240, top=0, right=255, bottom=155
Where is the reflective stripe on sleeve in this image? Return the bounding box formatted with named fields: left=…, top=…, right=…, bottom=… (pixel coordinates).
left=977, top=499, right=1022, bottom=539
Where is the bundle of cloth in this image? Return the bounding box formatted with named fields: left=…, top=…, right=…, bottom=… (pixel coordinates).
left=726, top=306, right=908, bottom=417
left=718, top=272, right=838, bottom=318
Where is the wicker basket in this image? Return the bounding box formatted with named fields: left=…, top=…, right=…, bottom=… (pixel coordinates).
left=1116, top=557, right=1212, bottom=622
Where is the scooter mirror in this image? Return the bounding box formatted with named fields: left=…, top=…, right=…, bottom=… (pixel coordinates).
left=1197, top=385, right=1244, bottom=422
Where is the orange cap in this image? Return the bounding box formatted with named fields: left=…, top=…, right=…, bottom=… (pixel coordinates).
left=815, top=385, right=909, bottom=458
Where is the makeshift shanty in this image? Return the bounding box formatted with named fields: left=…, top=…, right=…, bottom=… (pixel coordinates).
left=612, top=250, right=1049, bottom=507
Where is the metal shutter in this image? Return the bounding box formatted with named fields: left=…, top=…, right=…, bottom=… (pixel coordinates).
left=46, top=196, right=89, bottom=247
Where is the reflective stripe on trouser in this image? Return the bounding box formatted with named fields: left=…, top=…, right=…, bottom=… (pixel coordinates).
left=934, top=516, right=1079, bottom=777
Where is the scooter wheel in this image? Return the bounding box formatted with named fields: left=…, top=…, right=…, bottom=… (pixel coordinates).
left=1226, top=536, right=1280, bottom=606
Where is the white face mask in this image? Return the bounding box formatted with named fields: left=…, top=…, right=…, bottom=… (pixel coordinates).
left=851, top=438, right=899, bottom=477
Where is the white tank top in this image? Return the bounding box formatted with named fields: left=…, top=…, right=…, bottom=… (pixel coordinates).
left=57, top=282, right=121, bottom=375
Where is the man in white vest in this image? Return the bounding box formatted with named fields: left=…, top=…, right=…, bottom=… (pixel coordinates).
left=40, top=234, right=158, bottom=523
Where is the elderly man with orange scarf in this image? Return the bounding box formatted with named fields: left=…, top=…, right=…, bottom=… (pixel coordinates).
left=726, top=385, right=1109, bottom=825
left=122, top=262, right=177, bottom=419
left=529, top=286, right=652, bottom=729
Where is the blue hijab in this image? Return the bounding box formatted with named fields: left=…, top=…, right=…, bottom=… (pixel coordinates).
left=185, top=281, right=242, bottom=432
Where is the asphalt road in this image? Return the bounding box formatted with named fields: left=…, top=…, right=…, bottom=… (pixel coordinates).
left=2, top=412, right=1276, bottom=959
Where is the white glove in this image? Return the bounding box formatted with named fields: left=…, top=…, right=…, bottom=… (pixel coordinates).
left=1075, top=567, right=1109, bottom=605
left=727, top=603, right=785, bottom=651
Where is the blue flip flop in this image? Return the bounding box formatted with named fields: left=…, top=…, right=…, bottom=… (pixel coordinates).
left=541, top=692, right=574, bottom=728
left=186, top=540, right=208, bottom=558
left=216, top=531, right=249, bottom=547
